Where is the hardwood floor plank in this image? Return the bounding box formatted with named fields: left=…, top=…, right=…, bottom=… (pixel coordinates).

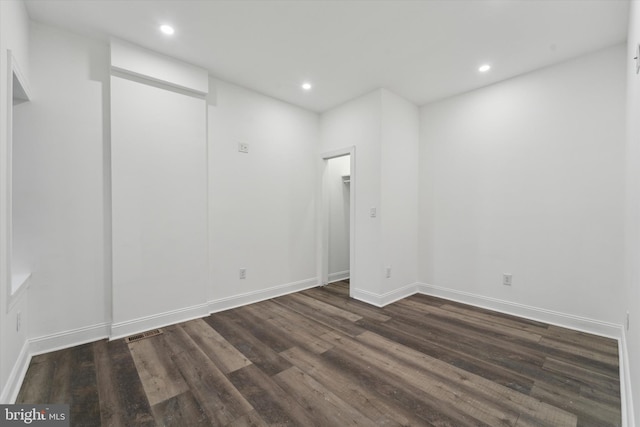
left=287, top=292, right=363, bottom=322
left=163, top=325, right=254, bottom=425
left=242, top=301, right=335, bottom=354
left=228, top=364, right=319, bottom=426
left=16, top=282, right=621, bottom=426
left=355, top=316, right=535, bottom=394
left=280, top=346, right=413, bottom=426
left=357, top=330, right=578, bottom=427
left=49, top=347, right=73, bottom=404
left=225, top=410, right=269, bottom=427
left=542, top=357, right=620, bottom=396
left=545, top=325, right=619, bottom=354
left=204, top=311, right=292, bottom=376
left=303, top=286, right=393, bottom=322
left=69, top=343, right=101, bottom=427
left=274, top=365, right=376, bottom=426
left=151, top=390, right=212, bottom=426
left=128, top=335, right=190, bottom=405
left=330, top=332, right=523, bottom=426
left=272, top=293, right=367, bottom=337
left=320, top=345, right=486, bottom=426
left=538, top=336, right=619, bottom=371
left=530, top=384, right=620, bottom=427
left=440, top=303, right=550, bottom=336
left=180, top=318, right=252, bottom=374
left=93, top=339, right=156, bottom=427
left=16, top=353, right=56, bottom=403
left=398, top=298, right=544, bottom=343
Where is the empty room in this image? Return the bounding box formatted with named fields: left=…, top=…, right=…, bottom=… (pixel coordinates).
left=1, top=0, right=639, bottom=425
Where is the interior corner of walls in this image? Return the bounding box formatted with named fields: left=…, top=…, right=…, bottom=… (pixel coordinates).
left=110, top=37, right=208, bottom=95
left=0, top=340, right=30, bottom=404
left=416, top=283, right=623, bottom=339
left=352, top=282, right=419, bottom=308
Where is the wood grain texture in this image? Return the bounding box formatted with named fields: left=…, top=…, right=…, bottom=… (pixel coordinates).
left=16, top=281, right=621, bottom=426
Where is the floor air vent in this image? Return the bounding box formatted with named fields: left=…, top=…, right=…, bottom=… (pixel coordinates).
left=124, top=329, right=163, bottom=343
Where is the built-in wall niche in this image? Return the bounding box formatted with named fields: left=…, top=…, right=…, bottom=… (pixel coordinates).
left=7, top=51, right=32, bottom=310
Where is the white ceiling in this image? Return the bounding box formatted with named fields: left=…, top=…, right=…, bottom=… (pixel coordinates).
left=25, top=0, right=629, bottom=113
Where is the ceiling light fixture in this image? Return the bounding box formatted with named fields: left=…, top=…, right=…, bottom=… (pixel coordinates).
left=302, top=82, right=312, bottom=91
left=478, top=64, right=491, bottom=73
left=160, top=24, right=175, bottom=35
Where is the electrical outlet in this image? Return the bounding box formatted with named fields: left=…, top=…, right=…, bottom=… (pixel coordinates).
left=16, top=312, right=21, bottom=332
left=370, top=207, right=377, bottom=218
left=385, top=267, right=391, bottom=279
left=238, top=142, right=249, bottom=153
left=239, top=268, right=246, bottom=279
left=503, top=273, right=512, bottom=286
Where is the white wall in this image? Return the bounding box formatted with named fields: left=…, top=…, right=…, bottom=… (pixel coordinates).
left=208, top=78, right=319, bottom=307
left=111, top=74, right=208, bottom=337
left=0, top=0, right=31, bottom=403
left=381, top=89, right=419, bottom=296
left=327, top=155, right=350, bottom=281
left=14, top=22, right=109, bottom=345
left=419, top=44, right=626, bottom=329
left=321, top=91, right=383, bottom=300
left=321, top=89, right=419, bottom=304
left=624, top=2, right=640, bottom=424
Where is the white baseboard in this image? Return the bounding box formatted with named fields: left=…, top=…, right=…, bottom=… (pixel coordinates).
left=328, top=270, right=350, bottom=283
left=352, top=283, right=419, bottom=307
left=208, top=277, right=318, bottom=313
left=0, top=341, right=30, bottom=404
left=620, top=330, right=635, bottom=427
left=110, top=304, right=209, bottom=341
left=416, top=282, right=622, bottom=339
left=29, top=322, right=110, bottom=356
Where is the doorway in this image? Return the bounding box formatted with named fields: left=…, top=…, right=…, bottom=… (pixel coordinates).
left=320, top=147, right=355, bottom=297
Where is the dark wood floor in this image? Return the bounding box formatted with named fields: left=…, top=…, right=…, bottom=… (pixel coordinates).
left=17, top=281, right=621, bottom=426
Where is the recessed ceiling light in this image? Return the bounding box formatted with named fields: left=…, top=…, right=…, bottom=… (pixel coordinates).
left=160, top=25, right=175, bottom=35
left=302, top=82, right=312, bottom=91
left=478, top=64, right=491, bottom=73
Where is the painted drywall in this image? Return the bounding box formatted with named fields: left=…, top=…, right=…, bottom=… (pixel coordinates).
left=380, top=89, right=419, bottom=296
left=321, top=91, right=383, bottom=300
left=11, top=22, right=109, bottom=345
left=624, top=2, right=640, bottom=424
left=111, top=74, right=208, bottom=335
left=0, top=0, right=31, bottom=403
left=207, top=78, right=319, bottom=305
left=320, top=89, right=420, bottom=303
left=419, top=44, right=625, bottom=325
left=327, top=155, right=350, bottom=281
left=110, top=38, right=208, bottom=95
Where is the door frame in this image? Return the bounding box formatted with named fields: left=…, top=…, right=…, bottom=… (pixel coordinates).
left=319, top=146, right=355, bottom=297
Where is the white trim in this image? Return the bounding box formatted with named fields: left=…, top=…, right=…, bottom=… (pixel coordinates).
left=416, top=282, right=622, bottom=339
left=620, top=329, right=635, bottom=427
left=328, top=270, right=350, bottom=283
left=208, top=277, right=318, bottom=313
left=0, top=340, right=30, bottom=404
left=110, top=304, right=209, bottom=341
left=29, top=322, right=110, bottom=356
left=352, top=282, right=418, bottom=307
left=110, top=38, right=208, bottom=95
left=319, top=146, right=356, bottom=298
